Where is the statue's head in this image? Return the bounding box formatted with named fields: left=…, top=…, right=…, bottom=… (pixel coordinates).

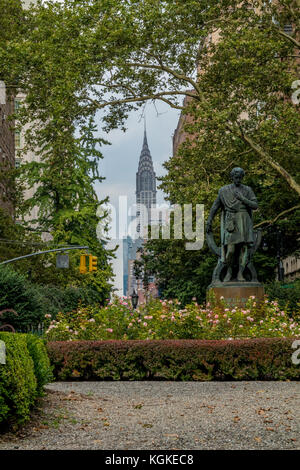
left=230, top=167, right=245, bottom=186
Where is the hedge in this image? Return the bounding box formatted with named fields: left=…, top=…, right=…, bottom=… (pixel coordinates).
left=47, top=337, right=300, bottom=381
left=24, top=334, right=53, bottom=395
left=0, top=332, right=53, bottom=427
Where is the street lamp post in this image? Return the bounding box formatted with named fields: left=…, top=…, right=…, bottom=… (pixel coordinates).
left=131, top=290, right=139, bottom=310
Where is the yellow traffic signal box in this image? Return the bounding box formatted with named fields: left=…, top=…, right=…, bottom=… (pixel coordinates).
left=79, top=254, right=87, bottom=274
left=89, top=255, right=98, bottom=272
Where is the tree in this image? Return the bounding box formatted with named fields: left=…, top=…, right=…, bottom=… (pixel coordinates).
left=0, top=1, right=114, bottom=297
left=0, top=0, right=298, bottom=301
left=1, top=1, right=299, bottom=199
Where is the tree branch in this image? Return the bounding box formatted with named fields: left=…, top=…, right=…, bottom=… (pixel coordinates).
left=124, top=61, right=201, bottom=97
left=85, top=90, right=191, bottom=110
left=277, top=29, right=300, bottom=48
left=226, top=124, right=300, bottom=197
left=254, top=204, right=300, bottom=228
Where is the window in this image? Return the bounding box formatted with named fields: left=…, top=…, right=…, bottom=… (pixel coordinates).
left=283, top=24, right=293, bottom=35
left=15, top=130, right=21, bottom=149
left=14, top=99, right=21, bottom=111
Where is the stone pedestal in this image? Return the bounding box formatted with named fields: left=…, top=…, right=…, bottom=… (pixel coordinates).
left=207, top=282, right=265, bottom=308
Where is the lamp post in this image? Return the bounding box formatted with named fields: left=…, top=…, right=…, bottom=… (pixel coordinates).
left=262, top=225, right=285, bottom=281
left=131, top=290, right=139, bottom=310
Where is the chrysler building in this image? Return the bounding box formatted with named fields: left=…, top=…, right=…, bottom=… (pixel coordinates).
left=136, top=126, right=157, bottom=233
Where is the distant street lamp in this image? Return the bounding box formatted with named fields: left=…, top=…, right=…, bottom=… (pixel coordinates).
left=131, top=290, right=139, bottom=310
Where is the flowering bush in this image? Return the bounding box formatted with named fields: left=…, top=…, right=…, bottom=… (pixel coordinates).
left=44, top=295, right=300, bottom=342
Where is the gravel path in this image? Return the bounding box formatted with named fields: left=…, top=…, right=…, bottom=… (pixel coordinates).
left=0, top=381, right=299, bottom=450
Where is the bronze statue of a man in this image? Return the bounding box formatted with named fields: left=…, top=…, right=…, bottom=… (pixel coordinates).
left=206, top=167, right=258, bottom=282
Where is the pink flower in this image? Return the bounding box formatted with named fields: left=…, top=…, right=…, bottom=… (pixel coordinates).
left=214, top=314, right=219, bottom=319
left=106, top=328, right=113, bottom=333
left=239, top=325, right=243, bottom=328
left=260, top=320, right=264, bottom=324
left=143, top=322, right=148, bottom=327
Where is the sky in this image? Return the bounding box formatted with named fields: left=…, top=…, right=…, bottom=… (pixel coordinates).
left=94, top=102, right=181, bottom=295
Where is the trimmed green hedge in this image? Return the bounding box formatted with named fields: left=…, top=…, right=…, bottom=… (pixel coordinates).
left=47, top=337, right=300, bottom=381
left=0, top=332, right=53, bottom=427
left=24, top=334, right=53, bottom=395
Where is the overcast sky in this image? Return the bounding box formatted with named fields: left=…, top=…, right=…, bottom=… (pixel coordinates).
left=94, top=102, right=181, bottom=295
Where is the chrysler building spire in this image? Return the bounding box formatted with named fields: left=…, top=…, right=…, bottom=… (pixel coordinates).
left=136, top=124, right=157, bottom=233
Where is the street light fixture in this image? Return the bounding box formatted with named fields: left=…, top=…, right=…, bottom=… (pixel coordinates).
left=131, top=290, right=139, bottom=310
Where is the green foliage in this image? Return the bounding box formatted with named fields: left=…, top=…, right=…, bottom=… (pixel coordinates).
left=135, top=237, right=216, bottom=305
left=0, top=266, right=43, bottom=329
left=265, top=280, right=300, bottom=317
left=0, top=332, right=37, bottom=426
left=45, top=296, right=300, bottom=342
left=24, top=334, right=53, bottom=395
left=0, top=0, right=298, bottom=302
left=0, top=265, right=110, bottom=330
left=47, top=337, right=300, bottom=381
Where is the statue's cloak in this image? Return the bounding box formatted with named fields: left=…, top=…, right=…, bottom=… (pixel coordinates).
left=218, top=184, right=257, bottom=246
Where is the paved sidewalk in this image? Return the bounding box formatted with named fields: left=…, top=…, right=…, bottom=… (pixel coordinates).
left=0, top=381, right=299, bottom=450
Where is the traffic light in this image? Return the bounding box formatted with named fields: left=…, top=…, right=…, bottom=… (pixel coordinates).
left=89, top=255, right=98, bottom=272
left=79, top=254, right=87, bottom=274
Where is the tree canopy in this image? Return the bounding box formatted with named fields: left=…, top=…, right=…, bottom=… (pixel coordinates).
left=0, top=0, right=299, bottom=301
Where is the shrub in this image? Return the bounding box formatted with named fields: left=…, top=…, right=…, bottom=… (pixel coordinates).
left=0, top=266, right=43, bottom=329
left=0, top=266, right=108, bottom=331
left=0, top=332, right=37, bottom=426
left=24, top=334, right=53, bottom=395
left=265, top=280, right=300, bottom=317
left=47, top=337, right=300, bottom=381
left=33, top=284, right=106, bottom=319
left=44, top=296, right=300, bottom=342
